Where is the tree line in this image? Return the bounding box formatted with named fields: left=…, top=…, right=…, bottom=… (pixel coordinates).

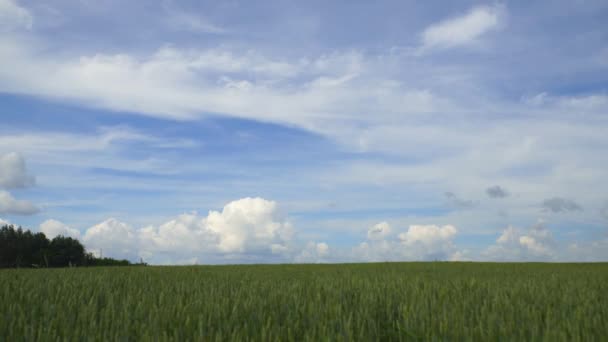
left=0, top=224, right=146, bottom=268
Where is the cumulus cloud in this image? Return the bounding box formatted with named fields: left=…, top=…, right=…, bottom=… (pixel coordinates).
left=483, top=222, right=555, bottom=261
left=398, top=224, right=459, bottom=260
left=76, top=202, right=459, bottom=264
left=0, top=0, right=32, bottom=31
left=138, top=213, right=217, bottom=257
left=541, top=197, right=582, bottom=213
left=141, top=197, right=293, bottom=258
left=486, top=185, right=509, bottom=198
left=367, top=221, right=392, bottom=240
left=354, top=223, right=460, bottom=262
left=83, top=218, right=138, bottom=260
left=444, top=192, right=475, bottom=209
left=39, top=219, right=81, bottom=239
left=83, top=197, right=294, bottom=263
left=0, top=190, right=39, bottom=215
left=295, top=242, right=330, bottom=263
left=0, top=217, right=10, bottom=226
left=353, top=240, right=395, bottom=262
left=419, top=4, right=505, bottom=52
left=399, top=224, right=457, bottom=245
left=205, top=197, right=293, bottom=253
left=0, top=152, right=35, bottom=189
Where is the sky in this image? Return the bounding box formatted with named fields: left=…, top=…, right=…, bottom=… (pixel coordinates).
left=1, top=0, right=607, bottom=264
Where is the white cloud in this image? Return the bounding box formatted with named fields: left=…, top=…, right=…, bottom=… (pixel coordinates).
left=496, top=226, right=518, bottom=244
left=295, top=241, right=329, bottom=263
left=319, top=115, right=608, bottom=228
left=518, top=235, right=549, bottom=255
left=0, top=152, right=35, bottom=189
left=0, top=36, right=439, bottom=131
left=565, top=237, right=608, bottom=262
left=398, top=224, right=458, bottom=260
left=420, top=5, right=505, bottom=52
left=449, top=250, right=468, bottom=261
left=524, top=93, right=608, bottom=115
left=140, top=197, right=293, bottom=259
left=0, top=127, right=198, bottom=183
left=39, top=219, right=81, bottom=239
left=354, top=223, right=460, bottom=262
left=354, top=240, right=396, bottom=262
left=0, top=126, right=195, bottom=154
left=0, top=0, right=32, bottom=31
left=367, top=221, right=391, bottom=240
left=206, top=197, right=293, bottom=253
left=0, top=190, right=39, bottom=215
left=83, top=197, right=294, bottom=262
left=164, top=9, right=225, bottom=34
left=0, top=217, right=10, bottom=226
left=83, top=218, right=138, bottom=260
left=1, top=23, right=605, bottom=195
left=483, top=222, right=555, bottom=261
left=524, top=92, right=549, bottom=106
left=399, top=224, right=457, bottom=245
left=558, top=94, right=608, bottom=111
left=138, top=213, right=216, bottom=256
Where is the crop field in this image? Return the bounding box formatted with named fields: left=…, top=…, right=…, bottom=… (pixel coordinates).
left=1, top=262, right=607, bottom=341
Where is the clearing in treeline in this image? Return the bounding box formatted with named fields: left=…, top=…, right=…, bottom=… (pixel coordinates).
left=1, top=262, right=607, bottom=341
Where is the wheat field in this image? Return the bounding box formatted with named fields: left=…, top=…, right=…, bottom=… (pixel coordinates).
left=1, top=262, right=607, bottom=341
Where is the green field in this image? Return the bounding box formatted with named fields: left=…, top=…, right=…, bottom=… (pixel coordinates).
left=1, top=263, right=607, bottom=341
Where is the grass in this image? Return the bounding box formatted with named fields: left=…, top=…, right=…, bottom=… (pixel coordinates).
left=1, top=262, right=607, bottom=341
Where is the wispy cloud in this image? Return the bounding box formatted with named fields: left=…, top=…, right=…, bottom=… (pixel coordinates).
left=0, top=0, right=33, bottom=31
left=419, top=4, right=505, bottom=53
left=0, top=127, right=197, bottom=165
left=163, top=5, right=226, bottom=34
left=0, top=36, right=438, bottom=129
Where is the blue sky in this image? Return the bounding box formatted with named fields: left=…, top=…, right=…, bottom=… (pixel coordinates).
left=1, top=0, right=607, bottom=263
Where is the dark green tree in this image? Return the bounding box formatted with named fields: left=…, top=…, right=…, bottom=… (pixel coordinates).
left=48, top=235, right=85, bottom=267
left=0, top=224, right=139, bottom=268
left=0, top=225, right=47, bottom=267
